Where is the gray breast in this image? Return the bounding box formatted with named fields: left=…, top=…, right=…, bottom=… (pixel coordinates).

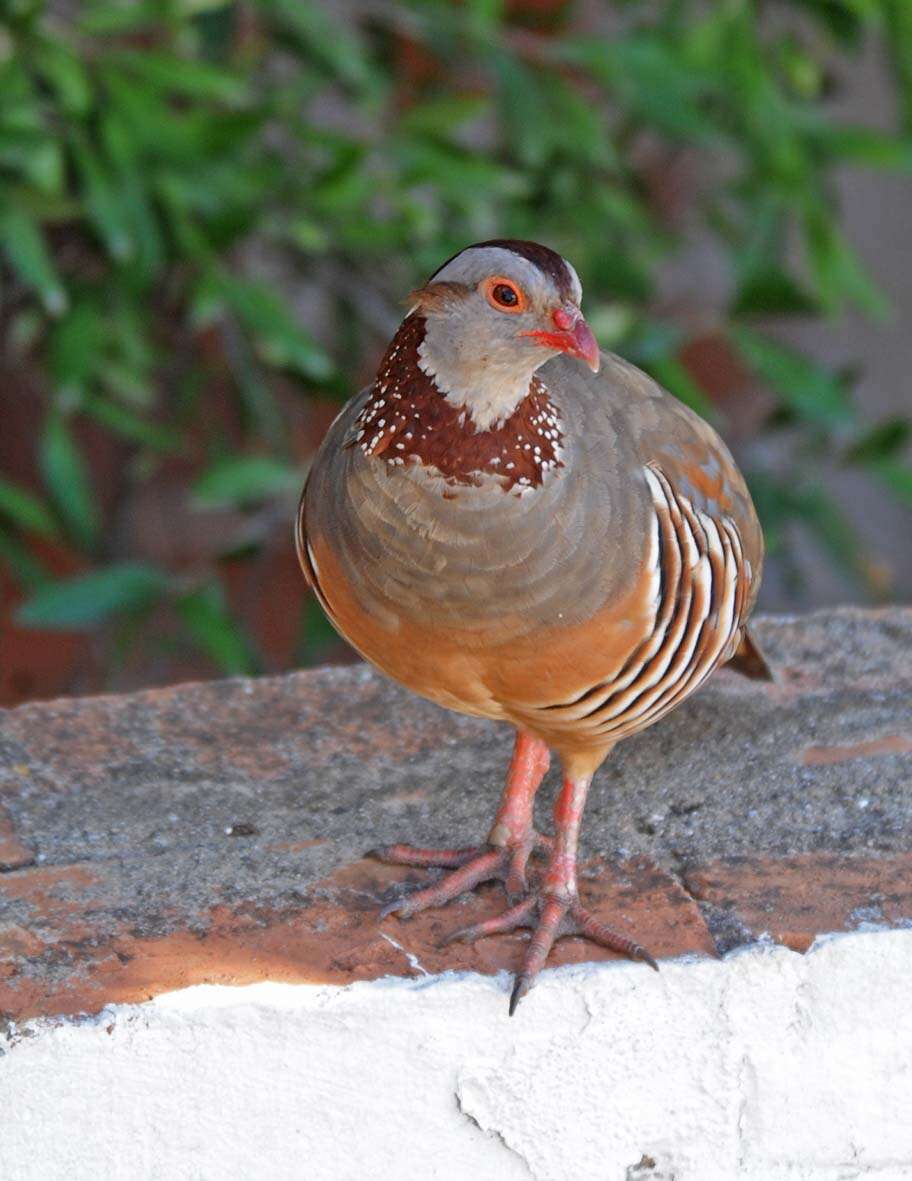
left=305, top=360, right=654, bottom=643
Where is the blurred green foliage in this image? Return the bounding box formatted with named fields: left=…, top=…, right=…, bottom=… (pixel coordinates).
left=1, top=0, right=911, bottom=678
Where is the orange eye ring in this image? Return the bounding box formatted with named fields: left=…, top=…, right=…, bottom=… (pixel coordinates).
left=482, top=275, right=527, bottom=314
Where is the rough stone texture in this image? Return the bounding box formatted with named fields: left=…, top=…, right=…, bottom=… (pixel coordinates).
left=0, top=804, right=33, bottom=871
left=0, top=855, right=715, bottom=1021
left=685, top=853, right=912, bottom=952
left=0, top=606, right=910, bottom=1021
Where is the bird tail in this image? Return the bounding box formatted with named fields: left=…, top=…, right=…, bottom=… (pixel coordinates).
left=726, top=628, right=773, bottom=681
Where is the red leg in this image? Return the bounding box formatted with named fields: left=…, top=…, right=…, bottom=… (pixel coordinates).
left=512, top=772, right=657, bottom=1011
left=369, top=730, right=551, bottom=916
left=372, top=748, right=657, bottom=1011
left=441, top=771, right=658, bottom=1013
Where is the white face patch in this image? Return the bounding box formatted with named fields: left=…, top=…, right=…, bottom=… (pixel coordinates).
left=417, top=243, right=583, bottom=431
left=417, top=324, right=542, bottom=431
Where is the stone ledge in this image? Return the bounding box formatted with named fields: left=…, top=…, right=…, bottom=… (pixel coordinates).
left=2, top=606, right=911, bottom=1179
left=0, top=605, right=910, bottom=1024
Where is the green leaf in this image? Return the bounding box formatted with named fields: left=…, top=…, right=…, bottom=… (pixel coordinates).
left=32, top=38, right=92, bottom=114
left=78, top=1, right=163, bottom=34
left=846, top=420, right=912, bottom=505
left=555, top=35, right=717, bottom=142
left=49, top=302, right=106, bottom=396
left=846, top=418, right=910, bottom=463
left=731, top=327, right=854, bottom=425
left=84, top=398, right=181, bottom=452
left=786, top=0, right=868, bottom=45
left=864, top=456, right=912, bottom=506
left=0, top=478, right=58, bottom=538
left=15, top=563, right=170, bottom=630
left=0, top=208, right=67, bottom=315
left=399, top=95, right=488, bottom=139
left=207, top=275, right=334, bottom=381
left=815, top=125, right=912, bottom=170
left=803, top=210, right=890, bottom=320
left=495, top=55, right=554, bottom=168
left=193, top=455, right=300, bottom=508
left=70, top=134, right=135, bottom=261
left=0, top=529, right=48, bottom=589
left=264, top=0, right=372, bottom=89
left=884, top=0, right=912, bottom=133
left=23, top=139, right=66, bottom=196
left=734, top=268, right=820, bottom=316
left=220, top=326, right=285, bottom=448
left=39, top=413, right=100, bottom=547
left=177, top=584, right=255, bottom=675
left=287, top=217, right=330, bottom=253
left=107, top=50, right=248, bottom=104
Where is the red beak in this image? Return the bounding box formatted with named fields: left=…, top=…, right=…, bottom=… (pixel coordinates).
left=522, top=308, right=600, bottom=373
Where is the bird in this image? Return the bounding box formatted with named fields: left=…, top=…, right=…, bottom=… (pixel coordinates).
left=296, top=239, right=770, bottom=1013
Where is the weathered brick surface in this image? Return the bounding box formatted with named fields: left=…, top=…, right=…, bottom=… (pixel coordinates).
left=0, top=855, right=714, bottom=1019
left=684, top=853, right=912, bottom=952
left=0, top=607, right=910, bottom=1021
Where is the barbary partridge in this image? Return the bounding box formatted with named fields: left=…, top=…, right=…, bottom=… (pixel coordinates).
left=297, top=240, right=769, bottom=1012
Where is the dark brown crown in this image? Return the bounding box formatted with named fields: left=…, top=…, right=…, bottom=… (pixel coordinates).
left=429, top=239, right=577, bottom=303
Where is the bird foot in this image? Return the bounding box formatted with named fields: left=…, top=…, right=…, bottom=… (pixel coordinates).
left=370, top=834, right=659, bottom=1013
left=368, top=835, right=552, bottom=916
left=439, top=890, right=658, bottom=1014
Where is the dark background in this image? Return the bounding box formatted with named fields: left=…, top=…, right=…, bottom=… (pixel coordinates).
left=1, top=0, right=910, bottom=708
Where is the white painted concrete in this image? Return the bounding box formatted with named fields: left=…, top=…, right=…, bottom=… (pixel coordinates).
left=3, top=930, right=912, bottom=1181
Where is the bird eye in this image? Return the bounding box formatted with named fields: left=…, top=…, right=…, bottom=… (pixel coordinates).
left=483, top=276, right=526, bottom=313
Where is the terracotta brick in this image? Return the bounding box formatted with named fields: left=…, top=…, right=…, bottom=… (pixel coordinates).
left=0, top=606, right=909, bottom=1025
left=0, top=863, right=100, bottom=943
left=801, top=735, right=912, bottom=766
left=0, top=854, right=713, bottom=1022
left=684, top=853, right=912, bottom=952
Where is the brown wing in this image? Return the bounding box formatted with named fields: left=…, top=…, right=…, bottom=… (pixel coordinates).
left=509, top=460, right=758, bottom=748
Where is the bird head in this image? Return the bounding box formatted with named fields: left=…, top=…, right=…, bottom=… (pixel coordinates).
left=408, top=240, right=599, bottom=431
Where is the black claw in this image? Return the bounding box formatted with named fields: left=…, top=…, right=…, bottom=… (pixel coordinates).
left=508, top=974, right=530, bottom=1016
left=637, top=947, right=660, bottom=972
left=367, top=846, right=393, bottom=862
left=379, top=898, right=407, bottom=920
